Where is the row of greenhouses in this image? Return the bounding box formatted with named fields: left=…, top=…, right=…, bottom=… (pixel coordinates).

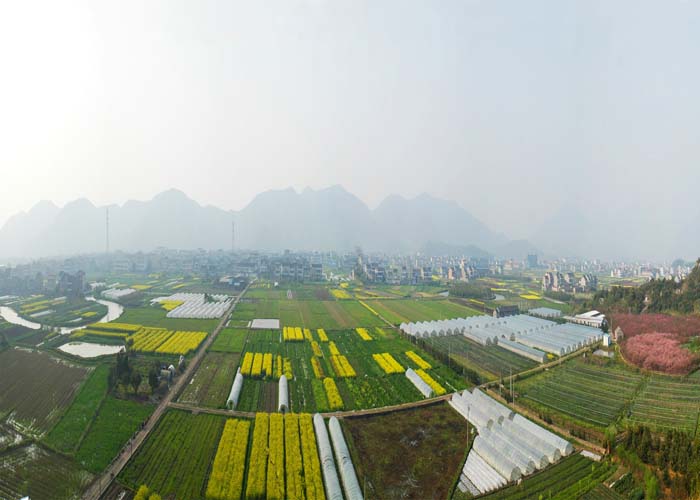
left=400, top=314, right=604, bottom=359
left=314, top=414, right=363, bottom=500
left=153, top=292, right=232, bottom=319
left=450, top=388, right=573, bottom=495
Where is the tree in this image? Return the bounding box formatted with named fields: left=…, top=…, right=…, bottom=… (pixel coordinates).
left=604, top=424, right=617, bottom=454
left=644, top=470, right=659, bottom=500
left=130, top=372, right=142, bottom=395
left=148, top=369, right=159, bottom=394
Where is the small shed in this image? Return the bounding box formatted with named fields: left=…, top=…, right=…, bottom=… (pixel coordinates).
left=602, top=334, right=611, bottom=347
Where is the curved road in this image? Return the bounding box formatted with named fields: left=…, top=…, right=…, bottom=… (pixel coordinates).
left=82, top=282, right=253, bottom=500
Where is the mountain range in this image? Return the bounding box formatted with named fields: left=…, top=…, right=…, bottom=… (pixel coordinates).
left=0, top=186, right=543, bottom=260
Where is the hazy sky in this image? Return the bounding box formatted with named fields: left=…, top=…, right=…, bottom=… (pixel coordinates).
left=1, top=1, right=698, bottom=247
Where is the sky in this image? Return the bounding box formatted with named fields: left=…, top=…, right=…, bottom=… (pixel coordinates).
left=0, top=1, right=698, bottom=257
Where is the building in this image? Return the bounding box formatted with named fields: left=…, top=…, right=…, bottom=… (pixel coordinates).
left=527, top=254, right=539, bottom=268
left=493, top=305, right=519, bottom=318
left=57, top=270, right=85, bottom=297
left=528, top=307, right=562, bottom=319
left=563, top=310, right=606, bottom=328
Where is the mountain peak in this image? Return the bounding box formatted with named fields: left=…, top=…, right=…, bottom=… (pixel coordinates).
left=152, top=188, right=191, bottom=202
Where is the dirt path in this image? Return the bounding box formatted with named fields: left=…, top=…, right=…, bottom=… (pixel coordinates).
left=81, top=283, right=253, bottom=500
left=169, top=392, right=452, bottom=421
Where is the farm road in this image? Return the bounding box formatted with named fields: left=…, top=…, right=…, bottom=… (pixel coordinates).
left=168, top=391, right=451, bottom=420
left=82, top=282, right=253, bottom=500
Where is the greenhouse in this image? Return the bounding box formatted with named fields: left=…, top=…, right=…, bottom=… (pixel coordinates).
left=460, top=449, right=507, bottom=494
left=225, top=368, right=243, bottom=410
left=329, top=417, right=363, bottom=500
left=278, top=375, right=289, bottom=413
left=313, top=414, right=344, bottom=500
left=450, top=393, right=496, bottom=430
left=473, top=435, right=522, bottom=481
left=152, top=292, right=232, bottom=319
left=452, top=388, right=573, bottom=495
left=497, top=337, right=546, bottom=363
left=405, top=368, right=434, bottom=398
left=513, top=414, right=574, bottom=456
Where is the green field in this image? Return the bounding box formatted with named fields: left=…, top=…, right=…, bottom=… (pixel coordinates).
left=629, top=375, right=700, bottom=433
left=366, top=299, right=481, bottom=324
left=75, top=396, right=154, bottom=473
left=45, top=364, right=110, bottom=453
left=516, top=360, right=645, bottom=428
left=119, top=410, right=223, bottom=498
left=478, top=453, right=616, bottom=500
left=230, top=327, right=467, bottom=413
left=179, top=352, right=240, bottom=408
left=423, top=335, right=538, bottom=381
left=118, top=306, right=219, bottom=332
left=230, top=298, right=386, bottom=329
left=210, top=327, right=248, bottom=352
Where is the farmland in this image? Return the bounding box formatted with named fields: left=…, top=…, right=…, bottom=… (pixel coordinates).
left=629, top=375, right=700, bottom=433
left=210, top=327, right=248, bottom=352
left=365, top=299, right=481, bottom=324
left=0, top=348, right=89, bottom=435
left=119, top=410, right=223, bottom=498
left=179, top=352, right=240, bottom=408
left=516, top=359, right=645, bottom=428
left=45, top=364, right=110, bottom=453
left=477, top=453, right=616, bottom=500
left=118, top=306, right=219, bottom=332
left=11, top=295, right=108, bottom=327
left=231, top=327, right=467, bottom=413
left=344, top=403, right=471, bottom=500
left=0, top=444, right=93, bottom=500
left=423, top=335, right=538, bottom=381
left=75, top=396, right=154, bottom=473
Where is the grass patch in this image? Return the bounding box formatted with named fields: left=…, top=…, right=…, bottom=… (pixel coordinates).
left=75, top=396, right=154, bottom=473
left=45, top=364, right=110, bottom=453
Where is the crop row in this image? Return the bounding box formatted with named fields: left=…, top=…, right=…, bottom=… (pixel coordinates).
left=205, top=419, right=250, bottom=499
left=373, top=353, right=404, bottom=374
left=323, top=378, right=344, bottom=410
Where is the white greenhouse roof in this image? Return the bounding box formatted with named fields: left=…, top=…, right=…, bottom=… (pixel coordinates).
left=250, top=318, right=281, bottom=329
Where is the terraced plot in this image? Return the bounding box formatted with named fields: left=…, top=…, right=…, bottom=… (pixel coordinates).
left=424, top=335, right=538, bottom=381
left=516, top=361, right=645, bottom=428
left=629, top=376, right=700, bottom=433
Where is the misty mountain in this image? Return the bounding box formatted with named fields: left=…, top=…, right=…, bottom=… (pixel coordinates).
left=0, top=186, right=525, bottom=259
left=419, top=241, right=491, bottom=259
